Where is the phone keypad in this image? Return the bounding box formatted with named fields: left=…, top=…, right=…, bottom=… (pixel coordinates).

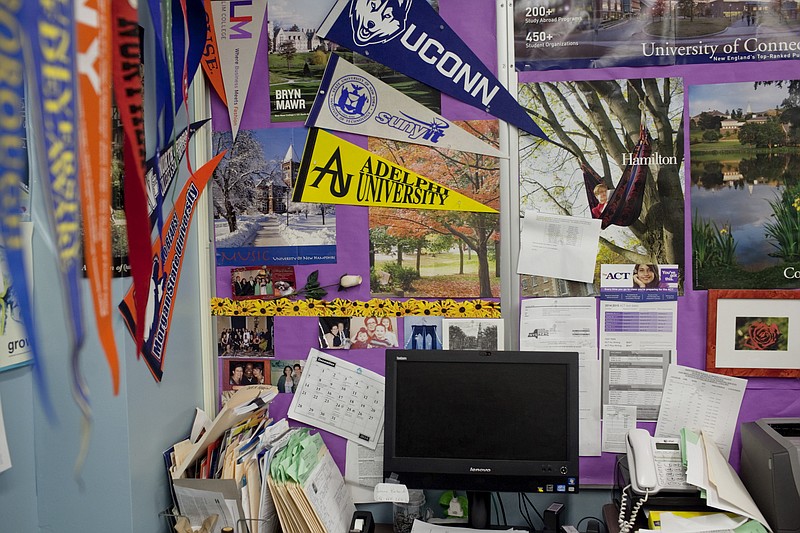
left=656, top=461, right=692, bottom=490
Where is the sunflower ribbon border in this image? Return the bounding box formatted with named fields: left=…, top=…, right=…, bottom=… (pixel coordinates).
left=211, top=297, right=501, bottom=318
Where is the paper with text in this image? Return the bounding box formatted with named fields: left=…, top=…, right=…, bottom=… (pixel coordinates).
left=520, top=297, right=601, bottom=455
left=173, top=484, right=240, bottom=531
left=517, top=211, right=601, bottom=283
left=602, top=405, right=637, bottom=453
left=345, top=434, right=385, bottom=503
left=600, top=300, right=677, bottom=421
left=656, top=365, right=746, bottom=459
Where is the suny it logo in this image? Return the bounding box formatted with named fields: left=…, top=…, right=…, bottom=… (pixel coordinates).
left=328, top=74, right=378, bottom=125
left=349, top=0, right=412, bottom=46
left=230, top=0, right=254, bottom=39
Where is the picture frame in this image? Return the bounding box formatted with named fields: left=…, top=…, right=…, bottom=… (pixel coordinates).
left=707, top=289, right=800, bottom=378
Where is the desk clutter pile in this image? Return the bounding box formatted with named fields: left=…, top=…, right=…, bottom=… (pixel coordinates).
left=164, top=385, right=354, bottom=533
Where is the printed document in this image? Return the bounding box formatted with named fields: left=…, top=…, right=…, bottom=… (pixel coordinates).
left=517, top=210, right=601, bottom=283
left=602, top=405, right=637, bottom=453
left=684, top=429, right=771, bottom=531
left=655, top=365, right=746, bottom=459
left=172, top=483, right=241, bottom=532
left=600, top=300, right=676, bottom=420
left=520, top=297, right=601, bottom=455
left=344, top=434, right=384, bottom=503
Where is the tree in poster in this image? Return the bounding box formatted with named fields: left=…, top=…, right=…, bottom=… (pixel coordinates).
left=212, top=131, right=274, bottom=232
left=277, top=40, right=297, bottom=69
left=518, top=78, right=684, bottom=272
left=368, top=121, right=500, bottom=298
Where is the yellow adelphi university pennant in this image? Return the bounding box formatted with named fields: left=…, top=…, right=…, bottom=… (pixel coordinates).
left=292, top=129, right=497, bottom=213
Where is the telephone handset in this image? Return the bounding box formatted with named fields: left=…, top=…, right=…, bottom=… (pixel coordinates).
left=618, top=429, right=695, bottom=533
left=626, top=428, right=693, bottom=495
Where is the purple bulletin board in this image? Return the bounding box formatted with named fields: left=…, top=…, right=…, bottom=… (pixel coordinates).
left=209, top=0, right=800, bottom=487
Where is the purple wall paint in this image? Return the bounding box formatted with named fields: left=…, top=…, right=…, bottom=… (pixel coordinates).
left=209, top=0, right=800, bottom=484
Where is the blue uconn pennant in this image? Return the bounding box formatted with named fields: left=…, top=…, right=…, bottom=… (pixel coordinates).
left=317, top=0, right=549, bottom=140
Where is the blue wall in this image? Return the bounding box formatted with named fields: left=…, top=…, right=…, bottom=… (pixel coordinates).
left=0, top=173, right=206, bottom=533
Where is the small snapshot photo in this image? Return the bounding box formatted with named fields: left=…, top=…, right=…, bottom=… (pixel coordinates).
left=734, top=316, right=788, bottom=351
left=403, top=317, right=442, bottom=350
left=220, top=358, right=270, bottom=392
left=216, top=315, right=274, bottom=356
left=350, top=316, right=399, bottom=349
left=231, top=266, right=296, bottom=299
left=269, top=359, right=305, bottom=394
left=442, top=318, right=504, bottom=351
left=318, top=317, right=352, bottom=350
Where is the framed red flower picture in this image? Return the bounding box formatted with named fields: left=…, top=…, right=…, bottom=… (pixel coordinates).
left=707, top=290, right=800, bottom=378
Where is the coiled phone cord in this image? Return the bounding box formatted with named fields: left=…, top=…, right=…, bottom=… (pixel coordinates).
left=617, top=484, right=649, bottom=533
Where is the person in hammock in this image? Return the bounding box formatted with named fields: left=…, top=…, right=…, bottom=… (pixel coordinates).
left=582, top=124, right=652, bottom=229
left=591, top=183, right=609, bottom=218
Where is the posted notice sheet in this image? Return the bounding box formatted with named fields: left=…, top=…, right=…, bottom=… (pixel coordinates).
left=517, top=211, right=601, bottom=283
left=655, top=364, right=746, bottom=459
left=520, top=297, right=601, bottom=455
left=600, top=300, right=677, bottom=421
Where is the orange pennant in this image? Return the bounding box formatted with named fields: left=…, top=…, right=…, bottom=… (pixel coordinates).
left=119, top=151, right=226, bottom=381
left=77, top=0, right=120, bottom=394
left=201, top=0, right=227, bottom=105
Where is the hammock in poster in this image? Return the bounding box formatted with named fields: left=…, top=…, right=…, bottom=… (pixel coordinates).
left=582, top=124, right=652, bottom=230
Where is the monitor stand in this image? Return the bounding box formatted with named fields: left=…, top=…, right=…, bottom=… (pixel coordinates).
left=467, top=491, right=492, bottom=529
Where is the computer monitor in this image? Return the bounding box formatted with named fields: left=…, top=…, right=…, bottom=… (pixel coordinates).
left=384, top=349, right=580, bottom=529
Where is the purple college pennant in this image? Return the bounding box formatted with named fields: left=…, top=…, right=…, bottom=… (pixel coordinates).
left=317, top=0, right=548, bottom=140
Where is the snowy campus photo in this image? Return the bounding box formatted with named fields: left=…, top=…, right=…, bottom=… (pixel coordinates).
left=212, top=127, right=337, bottom=265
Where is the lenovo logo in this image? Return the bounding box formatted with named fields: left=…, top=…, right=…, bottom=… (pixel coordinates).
left=469, top=467, right=492, bottom=473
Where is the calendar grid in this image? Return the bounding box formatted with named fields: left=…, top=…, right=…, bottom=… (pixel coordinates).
left=288, top=349, right=385, bottom=450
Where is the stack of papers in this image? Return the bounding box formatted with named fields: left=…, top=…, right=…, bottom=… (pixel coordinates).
left=647, top=510, right=751, bottom=532
left=166, top=385, right=286, bottom=533
left=268, top=429, right=355, bottom=533
left=681, top=429, right=772, bottom=532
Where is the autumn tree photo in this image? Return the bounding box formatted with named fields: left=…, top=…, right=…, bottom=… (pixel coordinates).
left=518, top=78, right=685, bottom=294
left=368, top=121, right=500, bottom=298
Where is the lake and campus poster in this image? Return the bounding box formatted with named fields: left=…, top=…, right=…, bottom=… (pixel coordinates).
left=690, top=78, right=800, bottom=289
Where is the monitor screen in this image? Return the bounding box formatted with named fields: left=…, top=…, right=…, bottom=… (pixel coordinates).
left=384, top=349, right=580, bottom=495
